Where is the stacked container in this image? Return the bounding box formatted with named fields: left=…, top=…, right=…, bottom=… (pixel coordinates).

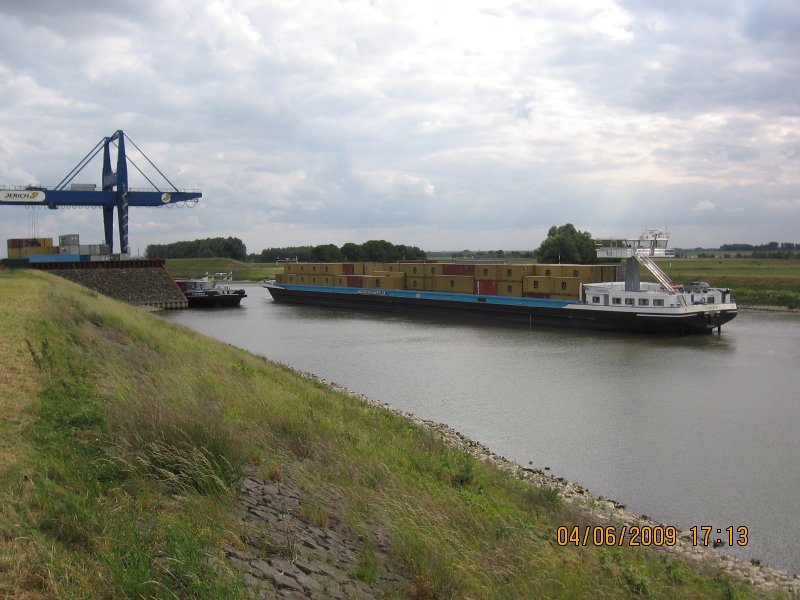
left=6, top=238, right=57, bottom=259
left=275, top=261, right=619, bottom=299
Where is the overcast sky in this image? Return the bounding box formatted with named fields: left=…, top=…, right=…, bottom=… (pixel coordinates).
left=1, top=0, right=799, bottom=257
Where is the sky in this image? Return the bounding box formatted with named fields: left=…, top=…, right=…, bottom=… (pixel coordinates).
left=1, top=0, right=799, bottom=258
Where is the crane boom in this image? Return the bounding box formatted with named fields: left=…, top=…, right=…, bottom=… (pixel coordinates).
left=0, top=130, right=201, bottom=254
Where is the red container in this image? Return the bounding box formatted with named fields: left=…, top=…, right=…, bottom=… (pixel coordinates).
left=346, top=275, right=363, bottom=287
left=442, top=264, right=475, bottom=276
left=343, top=263, right=355, bottom=275
left=8, top=239, right=24, bottom=249
left=474, top=280, right=498, bottom=295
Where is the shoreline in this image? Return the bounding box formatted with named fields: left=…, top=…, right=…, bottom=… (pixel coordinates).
left=284, top=365, right=799, bottom=597
left=741, top=304, right=800, bottom=313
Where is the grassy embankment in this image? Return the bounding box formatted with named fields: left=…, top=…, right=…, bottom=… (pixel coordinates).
left=1, top=270, right=775, bottom=598
left=164, top=257, right=281, bottom=281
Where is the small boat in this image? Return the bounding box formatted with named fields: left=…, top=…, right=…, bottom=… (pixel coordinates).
left=175, top=272, right=246, bottom=308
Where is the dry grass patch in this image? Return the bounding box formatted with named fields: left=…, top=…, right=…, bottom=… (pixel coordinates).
left=0, top=273, right=49, bottom=599
left=0, top=273, right=43, bottom=476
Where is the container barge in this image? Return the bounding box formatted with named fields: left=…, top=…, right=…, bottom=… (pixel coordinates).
left=264, top=232, right=737, bottom=334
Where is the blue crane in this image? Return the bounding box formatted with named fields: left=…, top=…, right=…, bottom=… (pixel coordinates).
left=0, top=130, right=201, bottom=254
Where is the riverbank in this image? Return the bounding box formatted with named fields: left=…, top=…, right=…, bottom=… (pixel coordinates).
left=288, top=370, right=800, bottom=596
left=741, top=305, right=800, bottom=313
left=1, top=271, right=794, bottom=598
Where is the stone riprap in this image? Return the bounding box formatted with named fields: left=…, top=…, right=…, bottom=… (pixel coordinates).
left=228, top=473, right=408, bottom=599
left=46, top=266, right=186, bottom=309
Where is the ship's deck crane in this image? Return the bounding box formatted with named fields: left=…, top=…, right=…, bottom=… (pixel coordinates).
left=0, top=130, right=201, bottom=254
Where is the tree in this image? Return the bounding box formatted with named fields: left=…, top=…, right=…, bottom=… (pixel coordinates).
left=310, top=244, right=343, bottom=262
left=340, top=242, right=364, bottom=262
left=534, top=224, right=596, bottom=264
left=360, top=240, right=398, bottom=262
left=145, top=236, right=247, bottom=260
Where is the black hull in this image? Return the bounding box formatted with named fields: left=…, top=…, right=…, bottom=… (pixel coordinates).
left=185, top=292, right=246, bottom=308
left=265, top=286, right=736, bottom=334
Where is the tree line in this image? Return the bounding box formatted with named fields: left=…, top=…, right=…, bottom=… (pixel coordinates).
left=719, top=242, right=798, bottom=252
left=146, top=237, right=247, bottom=261
left=143, top=226, right=603, bottom=265
left=248, top=240, right=426, bottom=263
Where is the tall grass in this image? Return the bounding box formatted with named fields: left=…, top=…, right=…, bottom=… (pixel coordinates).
left=0, top=272, right=770, bottom=598
left=1, top=274, right=252, bottom=598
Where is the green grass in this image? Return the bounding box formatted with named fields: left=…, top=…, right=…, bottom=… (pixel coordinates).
left=164, top=257, right=282, bottom=280
left=0, top=271, right=779, bottom=598
left=650, top=258, right=800, bottom=309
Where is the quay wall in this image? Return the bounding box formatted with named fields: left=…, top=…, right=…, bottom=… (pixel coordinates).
left=29, top=260, right=187, bottom=309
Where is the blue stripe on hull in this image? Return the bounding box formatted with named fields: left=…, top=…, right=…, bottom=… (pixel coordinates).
left=277, top=284, right=578, bottom=309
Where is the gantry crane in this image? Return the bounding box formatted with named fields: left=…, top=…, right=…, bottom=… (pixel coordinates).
left=0, top=130, right=201, bottom=254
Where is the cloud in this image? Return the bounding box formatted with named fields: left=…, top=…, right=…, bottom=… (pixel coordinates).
left=691, top=200, right=716, bottom=212
left=1, top=0, right=799, bottom=256
left=766, top=198, right=800, bottom=213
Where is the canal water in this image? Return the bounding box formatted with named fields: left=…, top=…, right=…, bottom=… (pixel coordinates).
left=162, top=284, right=800, bottom=573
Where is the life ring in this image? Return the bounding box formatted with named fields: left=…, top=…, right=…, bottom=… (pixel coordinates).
left=701, top=297, right=706, bottom=305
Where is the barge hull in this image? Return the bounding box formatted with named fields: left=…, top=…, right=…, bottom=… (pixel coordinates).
left=265, top=285, right=736, bottom=334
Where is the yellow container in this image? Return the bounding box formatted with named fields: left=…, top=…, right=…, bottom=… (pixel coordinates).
left=284, top=263, right=299, bottom=274
left=399, top=263, right=428, bottom=277
left=497, top=281, right=523, bottom=296
left=474, top=265, right=500, bottom=280
left=368, top=275, right=405, bottom=290
left=559, top=264, right=605, bottom=280
left=422, top=263, right=444, bottom=277
left=498, top=265, right=533, bottom=281
left=523, top=276, right=553, bottom=294
left=406, top=277, right=427, bottom=291
left=373, top=270, right=402, bottom=277
left=552, top=277, right=581, bottom=297
left=430, top=275, right=474, bottom=294
left=362, top=262, right=385, bottom=274
left=317, top=263, right=345, bottom=275
left=532, top=264, right=559, bottom=277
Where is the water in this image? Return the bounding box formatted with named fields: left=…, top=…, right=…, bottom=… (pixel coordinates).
left=163, top=284, right=800, bottom=573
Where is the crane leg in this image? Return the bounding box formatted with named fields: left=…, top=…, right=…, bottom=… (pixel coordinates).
left=103, top=206, right=115, bottom=254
